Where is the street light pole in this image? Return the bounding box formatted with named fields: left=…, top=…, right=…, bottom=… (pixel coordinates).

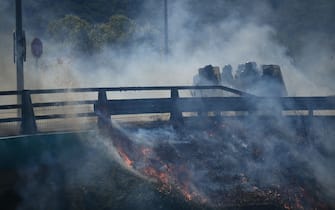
left=164, top=0, right=169, bottom=56
left=14, top=0, right=26, bottom=112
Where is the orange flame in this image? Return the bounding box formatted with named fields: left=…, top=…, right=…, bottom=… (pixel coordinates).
left=115, top=143, right=208, bottom=203
left=111, top=126, right=333, bottom=209
left=117, top=147, right=133, bottom=168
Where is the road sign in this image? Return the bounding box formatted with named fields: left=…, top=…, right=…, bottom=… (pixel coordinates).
left=31, top=38, right=43, bottom=58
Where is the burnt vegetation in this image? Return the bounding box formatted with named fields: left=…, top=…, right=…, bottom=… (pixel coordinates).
left=1, top=0, right=335, bottom=210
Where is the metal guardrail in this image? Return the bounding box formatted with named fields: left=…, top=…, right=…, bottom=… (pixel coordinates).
left=96, top=96, right=335, bottom=114
left=0, top=86, right=335, bottom=135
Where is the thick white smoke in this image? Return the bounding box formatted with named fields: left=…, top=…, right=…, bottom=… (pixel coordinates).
left=0, top=0, right=334, bottom=209
left=0, top=1, right=333, bottom=96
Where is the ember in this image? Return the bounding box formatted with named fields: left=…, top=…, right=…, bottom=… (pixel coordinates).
left=105, top=117, right=334, bottom=210
left=117, top=147, right=133, bottom=168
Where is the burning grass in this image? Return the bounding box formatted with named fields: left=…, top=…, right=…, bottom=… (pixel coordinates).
left=1, top=116, right=334, bottom=209
left=105, top=116, right=335, bottom=210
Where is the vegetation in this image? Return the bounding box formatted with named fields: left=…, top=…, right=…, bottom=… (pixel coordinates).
left=16, top=0, right=335, bottom=57
left=48, top=15, right=92, bottom=52
left=88, top=15, right=136, bottom=50
left=47, top=14, right=138, bottom=53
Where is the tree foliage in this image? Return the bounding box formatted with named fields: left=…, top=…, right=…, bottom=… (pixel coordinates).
left=33, top=0, right=335, bottom=56
left=48, top=14, right=140, bottom=53
left=48, top=15, right=93, bottom=52
left=89, top=15, right=136, bottom=50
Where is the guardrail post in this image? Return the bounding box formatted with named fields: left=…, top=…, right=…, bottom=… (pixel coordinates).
left=170, top=88, right=183, bottom=127
left=308, top=109, right=313, bottom=118
left=96, top=90, right=112, bottom=130
left=305, top=108, right=314, bottom=143
left=21, top=90, right=37, bottom=134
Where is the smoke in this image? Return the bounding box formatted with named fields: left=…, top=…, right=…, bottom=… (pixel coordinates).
left=10, top=116, right=335, bottom=208
left=0, top=0, right=15, bottom=92
left=1, top=0, right=335, bottom=209
left=0, top=0, right=334, bottom=96
left=294, top=33, right=335, bottom=94
left=13, top=131, right=199, bottom=210
left=108, top=113, right=335, bottom=208
left=28, top=1, right=335, bottom=96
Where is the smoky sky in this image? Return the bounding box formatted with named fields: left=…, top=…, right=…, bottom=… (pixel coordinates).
left=0, top=0, right=334, bottom=95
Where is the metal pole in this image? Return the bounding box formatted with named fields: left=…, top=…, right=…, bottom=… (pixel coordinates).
left=15, top=0, right=26, bottom=116
left=164, top=0, right=168, bottom=56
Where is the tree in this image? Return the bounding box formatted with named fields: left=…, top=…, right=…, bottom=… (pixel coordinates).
left=48, top=15, right=93, bottom=53
left=89, top=15, right=136, bottom=50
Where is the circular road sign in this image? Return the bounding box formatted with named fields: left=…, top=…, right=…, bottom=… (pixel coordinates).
left=31, top=38, right=43, bottom=58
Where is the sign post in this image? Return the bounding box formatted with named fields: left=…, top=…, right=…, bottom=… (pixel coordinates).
left=14, top=0, right=26, bottom=117
left=164, top=0, right=168, bottom=56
